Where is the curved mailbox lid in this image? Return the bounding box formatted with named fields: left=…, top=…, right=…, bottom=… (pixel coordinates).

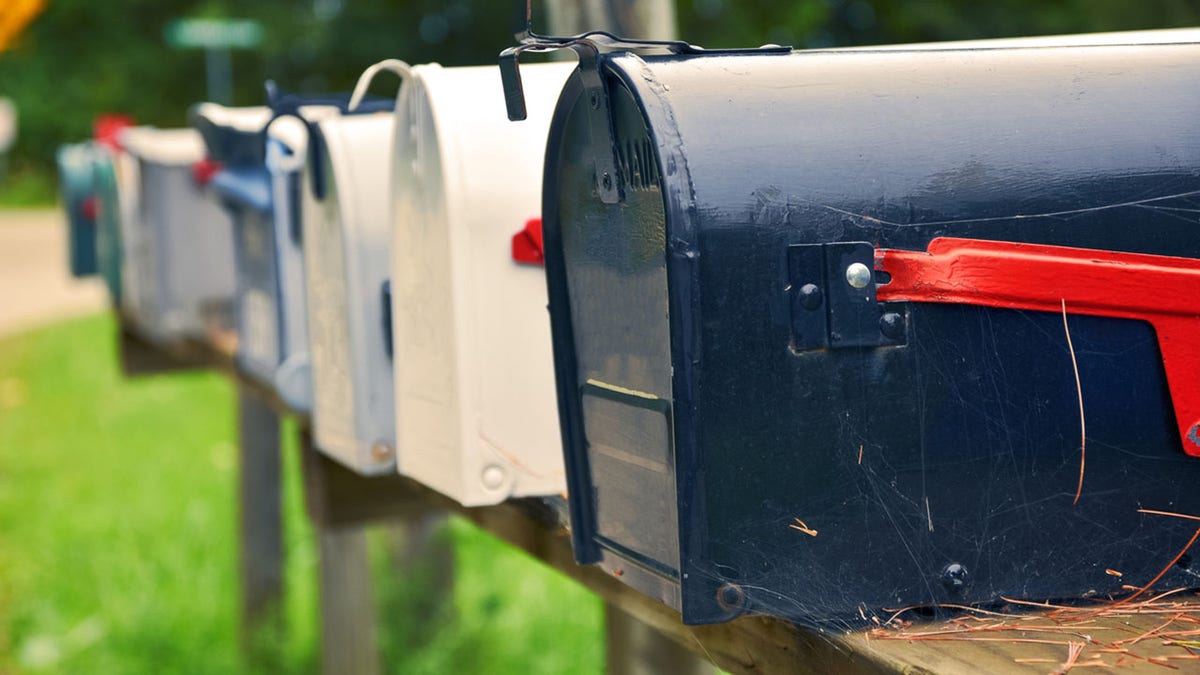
left=392, top=62, right=573, bottom=506
left=307, top=111, right=396, bottom=475
left=841, top=26, right=1200, bottom=51
left=542, top=40, right=1200, bottom=625
left=189, top=104, right=272, bottom=166
left=119, top=126, right=206, bottom=166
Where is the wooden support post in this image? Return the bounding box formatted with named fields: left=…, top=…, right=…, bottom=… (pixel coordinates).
left=300, top=432, right=433, bottom=675
left=378, top=510, right=456, bottom=649
left=546, top=0, right=677, bottom=40
left=318, top=526, right=380, bottom=675
left=236, top=383, right=284, bottom=646
left=605, top=603, right=715, bottom=675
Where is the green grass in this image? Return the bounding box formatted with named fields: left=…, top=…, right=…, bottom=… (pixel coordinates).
left=0, top=314, right=603, bottom=673
left=0, top=165, right=56, bottom=209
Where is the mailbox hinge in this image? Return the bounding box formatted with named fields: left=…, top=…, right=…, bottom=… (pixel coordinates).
left=875, top=237, right=1200, bottom=457
left=787, top=242, right=907, bottom=352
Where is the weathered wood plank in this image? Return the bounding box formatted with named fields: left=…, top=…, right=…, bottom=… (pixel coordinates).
left=127, top=320, right=1200, bottom=674
left=236, top=382, right=284, bottom=646
left=317, top=526, right=380, bottom=675
left=606, top=603, right=715, bottom=675
left=300, top=433, right=427, bottom=528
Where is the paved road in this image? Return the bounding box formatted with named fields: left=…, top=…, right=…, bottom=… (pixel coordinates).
left=0, top=208, right=108, bottom=337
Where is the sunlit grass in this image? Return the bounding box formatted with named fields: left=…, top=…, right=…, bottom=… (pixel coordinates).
left=0, top=314, right=602, bottom=673
left=0, top=165, right=56, bottom=208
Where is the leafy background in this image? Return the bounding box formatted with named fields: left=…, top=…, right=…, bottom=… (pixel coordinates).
left=2, top=0, right=1199, bottom=198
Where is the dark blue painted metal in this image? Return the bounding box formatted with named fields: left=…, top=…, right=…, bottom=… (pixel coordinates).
left=56, top=142, right=100, bottom=277
left=541, top=41, right=1200, bottom=626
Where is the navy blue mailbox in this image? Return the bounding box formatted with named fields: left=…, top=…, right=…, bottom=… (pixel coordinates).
left=504, top=33, right=1200, bottom=625
left=56, top=142, right=100, bottom=277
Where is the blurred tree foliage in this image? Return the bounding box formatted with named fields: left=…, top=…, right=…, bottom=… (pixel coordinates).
left=678, top=0, right=1200, bottom=50
left=0, top=0, right=1198, bottom=180
left=0, top=0, right=515, bottom=176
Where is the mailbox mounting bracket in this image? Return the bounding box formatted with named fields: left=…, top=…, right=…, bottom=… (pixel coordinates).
left=875, top=237, right=1200, bottom=457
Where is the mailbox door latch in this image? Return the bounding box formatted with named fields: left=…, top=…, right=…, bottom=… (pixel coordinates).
left=875, top=236, right=1200, bottom=457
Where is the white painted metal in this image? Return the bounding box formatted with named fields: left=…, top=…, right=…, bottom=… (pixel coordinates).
left=260, top=107, right=338, bottom=411
left=837, top=27, right=1200, bottom=52
left=303, top=60, right=408, bottom=475
left=391, top=62, right=573, bottom=506
left=117, top=126, right=235, bottom=343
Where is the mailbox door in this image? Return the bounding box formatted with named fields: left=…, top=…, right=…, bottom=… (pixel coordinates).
left=544, top=68, right=682, bottom=587
left=264, top=120, right=317, bottom=412
left=392, top=63, right=572, bottom=505
left=306, top=113, right=396, bottom=474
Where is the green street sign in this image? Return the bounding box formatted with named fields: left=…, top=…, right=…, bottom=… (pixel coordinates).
left=164, top=18, right=264, bottom=50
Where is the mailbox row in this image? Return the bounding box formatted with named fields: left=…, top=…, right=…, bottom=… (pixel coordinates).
left=57, top=28, right=1200, bottom=627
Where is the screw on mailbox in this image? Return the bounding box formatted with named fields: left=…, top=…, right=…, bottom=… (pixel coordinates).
left=798, top=283, right=822, bottom=311
left=370, top=442, right=393, bottom=463
left=879, top=312, right=906, bottom=340
left=716, top=583, right=746, bottom=612
left=941, top=563, right=969, bottom=595
left=481, top=465, right=506, bottom=490
left=845, top=262, right=872, bottom=289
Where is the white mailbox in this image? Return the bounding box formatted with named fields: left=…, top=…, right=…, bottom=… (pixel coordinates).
left=303, top=61, right=404, bottom=475
left=117, top=126, right=236, bottom=344
left=391, top=62, right=573, bottom=505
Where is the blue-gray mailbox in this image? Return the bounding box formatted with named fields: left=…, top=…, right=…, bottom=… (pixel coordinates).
left=56, top=142, right=100, bottom=277
left=507, top=33, right=1200, bottom=625
left=190, top=103, right=324, bottom=411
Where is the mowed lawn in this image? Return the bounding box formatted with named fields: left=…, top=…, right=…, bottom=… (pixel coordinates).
left=0, top=314, right=603, bottom=673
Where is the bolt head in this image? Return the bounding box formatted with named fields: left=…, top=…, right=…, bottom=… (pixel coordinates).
left=370, top=441, right=393, bottom=463
left=798, top=283, right=823, bottom=310
left=716, top=583, right=746, bottom=611
left=879, top=311, right=906, bottom=340
left=941, top=563, right=969, bottom=595
left=481, top=465, right=506, bottom=490
left=845, top=262, right=872, bottom=289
